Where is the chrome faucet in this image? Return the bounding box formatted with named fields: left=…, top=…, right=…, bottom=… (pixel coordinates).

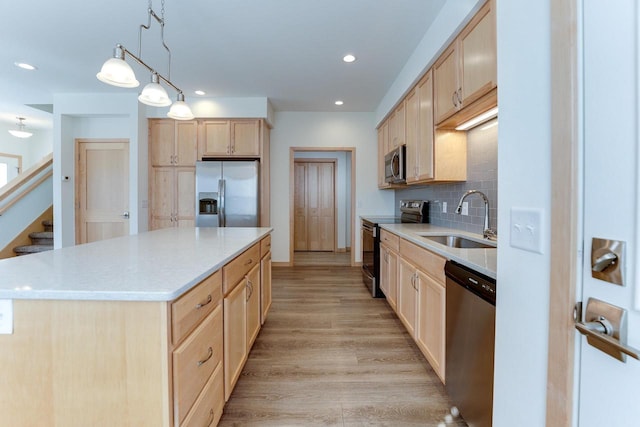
left=455, top=190, right=497, bottom=241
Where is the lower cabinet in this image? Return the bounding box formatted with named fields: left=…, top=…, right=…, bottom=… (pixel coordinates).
left=398, top=257, right=418, bottom=337
left=380, top=244, right=398, bottom=311
left=382, top=231, right=447, bottom=383
left=223, top=277, right=247, bottom=402
left=222, top=235, right=271, bottom=403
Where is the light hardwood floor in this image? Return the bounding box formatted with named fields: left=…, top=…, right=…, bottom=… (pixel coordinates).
left=219, top=265, right=466, bottom=426
left=293, top=251, right=352, bottom=266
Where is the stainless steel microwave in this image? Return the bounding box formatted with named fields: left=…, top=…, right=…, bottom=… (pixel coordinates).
left=384, top=145, right=406, bottom=184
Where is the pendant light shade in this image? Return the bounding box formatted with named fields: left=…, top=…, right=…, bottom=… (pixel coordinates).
left=167, top=93, right=195, bottom=120
left=8, top=117, right=33, bottom=139
left=138, top=73, right=172, bottom=107
left=96, top=46, right=140, bottom=88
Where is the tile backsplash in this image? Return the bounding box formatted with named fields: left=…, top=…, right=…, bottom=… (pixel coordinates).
left=395, top=118, right=498, bottom=235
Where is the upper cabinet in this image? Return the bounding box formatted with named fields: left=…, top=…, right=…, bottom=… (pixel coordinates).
left=405, top=70, right=436, bottom=183
left=150, top=119, right=198, bottom=167
left=434, top=0, right=497, bottom=126
left=199, top=119, right=260, bottom=158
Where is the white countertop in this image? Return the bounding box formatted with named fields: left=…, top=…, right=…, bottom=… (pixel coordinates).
left=0, top=227, right=272, bottom=301
left=378, top=223, right=497, bottom=279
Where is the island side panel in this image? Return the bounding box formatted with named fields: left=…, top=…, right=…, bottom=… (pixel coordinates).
left=0, top=299, right=171, bottom=427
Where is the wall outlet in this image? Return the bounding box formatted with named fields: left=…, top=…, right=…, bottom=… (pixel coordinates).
left=0, top=299, right=13, bottom=334
left=510, top=207, right=544, bottom=253
left=461, top=202, right=469, bottom=216
left=442, top=202, right=447, bottom=213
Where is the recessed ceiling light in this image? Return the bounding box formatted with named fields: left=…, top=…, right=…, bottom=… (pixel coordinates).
left=342, top=54, right=356, bottom=63
left=14, top=62, right=37, bottom=71
left=195, top=90, right=206, bottom=96
left=335, top=100, right=344, bottom=106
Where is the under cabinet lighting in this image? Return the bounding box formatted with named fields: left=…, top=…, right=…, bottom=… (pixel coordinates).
left=455, top=107, right=499, bottom=131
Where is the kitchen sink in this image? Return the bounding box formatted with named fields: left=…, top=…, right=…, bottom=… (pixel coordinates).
left=420, top=234, right=496, bottom=249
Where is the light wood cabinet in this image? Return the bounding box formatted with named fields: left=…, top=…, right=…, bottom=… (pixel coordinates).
left=408, top=71, right=436, bottom=183
left=150, top=166, right=195, bottom=230
left=199, top=119, right=260, bottom=158
left=434, top=0, right=496, bottom=125
left=223, top=275, right=247, bottom=402
left=150, top=119, right=198, bottom=167
left=380, top=243, right=399, bottom=312
left=398, top=257, right=418, bottom=337
left=377, top=124, right=390, bottom=189
left=222, top=236, right=271, bottom=402
left=388, top=103, right=406, bottom=149
left=246, top=263, right=261, bottom=349
left=149, top=118, right=271, bottom=228
left=399, top=238, right=447, bottom=383
left=260, top=236, right=272, bottom=325
left=416, top=271, right=446, bottom=382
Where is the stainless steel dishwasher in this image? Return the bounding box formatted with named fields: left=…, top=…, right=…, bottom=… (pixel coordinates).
left=445, top=260, right=496, bottom=427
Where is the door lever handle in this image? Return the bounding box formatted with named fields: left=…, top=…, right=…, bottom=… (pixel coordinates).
left=575, top=298, right=640, bottom=362
left=575, top=321, right=640, bottom=361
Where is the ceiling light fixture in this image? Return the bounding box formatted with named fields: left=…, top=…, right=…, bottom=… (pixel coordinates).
left=335, top=100, right=344, bottom=106
left=14, top=62, right=37, bottom=71
left=8, top=117, right=33, bottom=139
left=194, top=90, right=206, bottom=96
left=455, top=107, right=499, bottom=131
left=343, top=54, right=356, bottom=63
left=96, top=0, right=194, bottom=120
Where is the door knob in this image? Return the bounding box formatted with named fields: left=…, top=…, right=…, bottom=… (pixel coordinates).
left=122, top=211, right=130, bottom=219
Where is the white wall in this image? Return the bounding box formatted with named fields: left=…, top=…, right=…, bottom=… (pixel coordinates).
left=53, top=93, right=146, bottom=248
left=493, top=0, right=551, bottom=425
left=270, top=112, right=394, bottom=263
left=294, top=150, right=351, bottom=250
left=0, top=123, right=52, bottom=172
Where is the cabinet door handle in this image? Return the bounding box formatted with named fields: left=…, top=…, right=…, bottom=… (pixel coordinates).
left=197, top=347, right=213, bottom=366
left=206, top=409, right=215, bottom=426
left=246, top=278, right=253, bottom=301
left=457, top=88, right=462, bottom=104
left=195, top=294, right=212, bottom=309
left=244, top=258, right=253, bottom=266
left=452, top=91, right=458, bottom=107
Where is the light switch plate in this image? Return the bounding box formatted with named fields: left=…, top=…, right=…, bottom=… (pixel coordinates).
left=461, top=202, right=469, bottom=216
left=0, top=299, right=13, bottom=334
left=510, top=207, right=544, bottom=254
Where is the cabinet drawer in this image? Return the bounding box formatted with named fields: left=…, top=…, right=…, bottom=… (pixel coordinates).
left=260, top=234, right=272, bottom=257
left=380, top=230, right=400, bottom=251
left=223, top=242, right=260, bottom=295
left=400, top=239, right=446, bottom=284
left=173, top=304, right=223, bottom=425
left=171, top=270, right=222, bottom=346
left=180, top=363, right=224, bottom=427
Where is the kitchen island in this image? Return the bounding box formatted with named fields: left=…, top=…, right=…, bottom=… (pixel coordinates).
left=0, top=226, right=272, bottom=427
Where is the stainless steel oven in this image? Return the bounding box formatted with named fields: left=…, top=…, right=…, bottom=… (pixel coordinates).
left=360, top=200, right=429, bottom=298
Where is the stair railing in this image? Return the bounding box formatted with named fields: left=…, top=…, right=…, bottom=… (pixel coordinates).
left=0, top=153, right=53, bottom=216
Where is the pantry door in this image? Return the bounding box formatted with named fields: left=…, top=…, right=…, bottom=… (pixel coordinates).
left=293, top=159, right=336, bottom=252
left=75, top=139, right=130, bottom=244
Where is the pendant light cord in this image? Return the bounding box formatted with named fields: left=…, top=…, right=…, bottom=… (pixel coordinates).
left=138, top=0, right=171, bottom=79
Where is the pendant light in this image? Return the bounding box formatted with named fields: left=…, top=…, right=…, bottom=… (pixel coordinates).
left=96, top=0, right=194, bottom=120
left=138, top=73, right=171, bottom=107
left=167, top=93, right=195, bottom=120
left=8, top=117, right=33, bottom=139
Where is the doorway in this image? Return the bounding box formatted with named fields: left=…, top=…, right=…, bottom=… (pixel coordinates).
left=289, top=147, right=356, bottom=267
left=294, top=159, right=336, bottom=252
left=75, top=139, right=130, bottom=244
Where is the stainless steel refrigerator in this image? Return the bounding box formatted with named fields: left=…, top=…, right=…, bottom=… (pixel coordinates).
left=195, top=160, right=259, bottom=227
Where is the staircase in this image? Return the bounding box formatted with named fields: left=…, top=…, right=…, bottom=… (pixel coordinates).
left=13, top=220, right=53, bottom=256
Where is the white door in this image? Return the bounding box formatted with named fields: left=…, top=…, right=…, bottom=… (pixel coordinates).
left=577, top=0, right=640, bottom=424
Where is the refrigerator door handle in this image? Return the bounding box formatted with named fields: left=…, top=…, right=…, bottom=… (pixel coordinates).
left=218, top=179, right=226, bottom=227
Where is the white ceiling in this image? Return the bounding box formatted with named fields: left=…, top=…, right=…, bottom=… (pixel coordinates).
left=0, top=0, right=447, bottom=129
